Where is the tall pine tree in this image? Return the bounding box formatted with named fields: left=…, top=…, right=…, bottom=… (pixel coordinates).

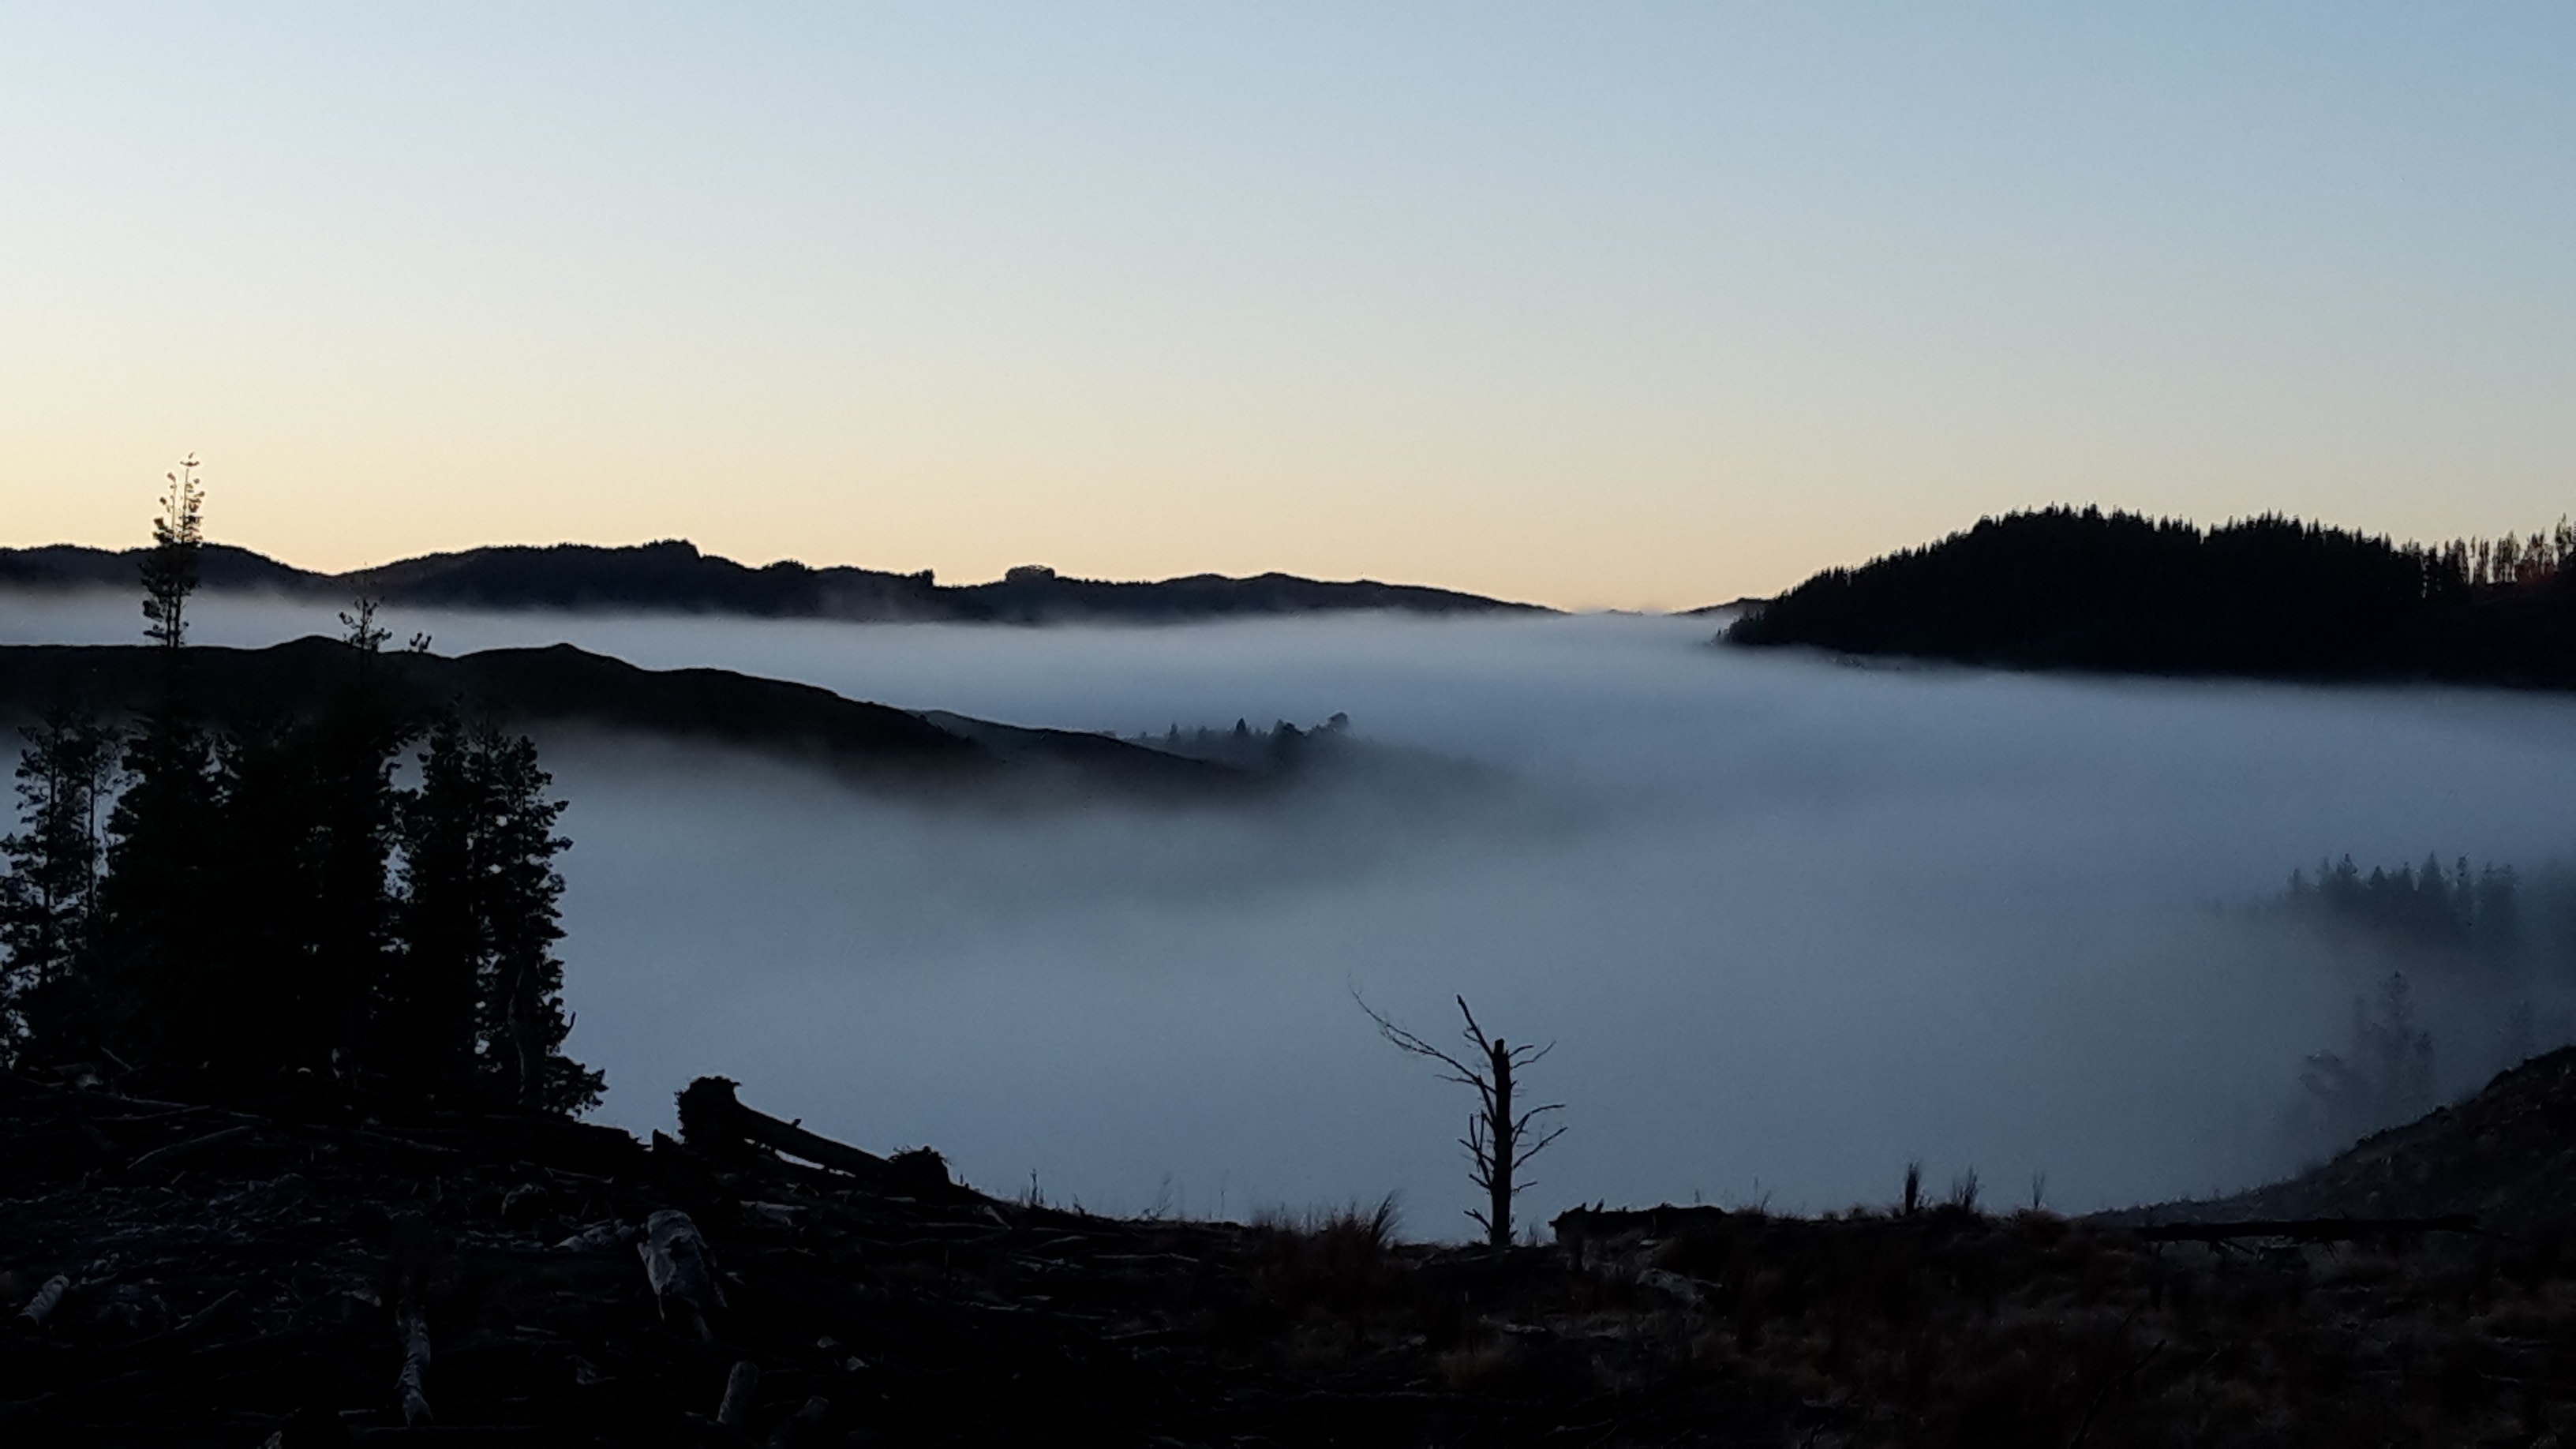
left=140, top=456, right=203, bottom=653
left=395, top=719, right=600, bottom=1113
left=92, top=459, right=221, bottom=1074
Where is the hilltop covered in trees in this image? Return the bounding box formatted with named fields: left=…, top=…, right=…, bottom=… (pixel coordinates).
left=1728, top=506, right=2576, bottom=686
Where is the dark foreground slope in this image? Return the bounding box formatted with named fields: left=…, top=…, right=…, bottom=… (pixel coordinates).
left=1728, top=507, right=2576, bottom=687
left=13, top=1060, right=2576, bottom=1447
left=0, top=541, right=1543, bottom=623
left=0, top=640, right=1247, bottom=799
left=0, top=1071, right=1775, bottom=1447
left=2112, top=1045, right=2576, bottom=1237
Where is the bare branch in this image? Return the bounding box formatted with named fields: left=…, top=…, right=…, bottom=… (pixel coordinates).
left=1355, top=985, right=1496, bottom=1111
left=1453, top=995, right=1495, bottom=1058
left=1512, top=1103, right=1567, bottom=1133
left=1510, top=1124, right=1568, bottom=1173
left=1354, top=986, right=1488, bottom=1083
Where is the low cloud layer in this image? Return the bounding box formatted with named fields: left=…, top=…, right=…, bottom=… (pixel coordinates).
left=13, top=591, right=2576, bottom=1230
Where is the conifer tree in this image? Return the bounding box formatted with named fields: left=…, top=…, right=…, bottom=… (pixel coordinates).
left=200, top=719, right=329, bottom=1076
left=92, top=461, right=219, bottom=1071
left=140, top=456, right=204, bottom=653
left=92, top=699, right=219, bottom=1069
left=35, top=459, right=608, bottom=1110
left=0, top=711, right=118, bottom=1064
left=385, top=717, right=481, bottom=1097
left=305, top=597, right=409, bottom=1080
left=191, top=601, right=411, bottom=1088
left=398, top=719, right=600, bottom=1113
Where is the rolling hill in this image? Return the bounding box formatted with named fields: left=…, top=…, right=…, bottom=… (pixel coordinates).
left=0, top=540, right=1544, bottom=624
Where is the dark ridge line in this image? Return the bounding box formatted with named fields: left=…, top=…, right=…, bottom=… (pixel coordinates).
left=0, top=638, right=1256, bottom=799
left=0, top=539, right=1550, bottom=623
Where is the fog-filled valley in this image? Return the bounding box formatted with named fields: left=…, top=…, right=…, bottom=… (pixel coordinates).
left=11, top=589, right=2576, bottom=1234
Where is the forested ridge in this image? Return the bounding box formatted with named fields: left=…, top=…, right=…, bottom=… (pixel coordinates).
left=1728, top=506, right=2576, bottom=685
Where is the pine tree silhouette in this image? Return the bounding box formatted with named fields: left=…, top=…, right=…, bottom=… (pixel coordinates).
left=0, top=711, right=118, bottom=1065
left=399, top=719, right=601, bottom=1113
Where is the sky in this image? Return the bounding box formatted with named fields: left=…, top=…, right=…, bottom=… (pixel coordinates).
left=1, top=4, right=2569, bottom=609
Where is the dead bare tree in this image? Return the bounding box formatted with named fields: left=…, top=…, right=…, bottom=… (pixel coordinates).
left=1355, top=990, right=1564, bottom=1249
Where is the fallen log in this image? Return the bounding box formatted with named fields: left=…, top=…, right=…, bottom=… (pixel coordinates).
left=769, top=1395, right=829, bottom=1447
left=17, top=1274, right=69, bottom=1327
left=676, top=1076, right=927, bottom=1189
left=128, top=1123, right=259, bottom=1173
left=395, top=1305, right=432, bottom=1426
left=639, top=1209, right=724, bottom=1342
left=716, top=1360, right=759, bottom=1430
left=2132, top=1215, right=2480, bottom=1244
left=554, top=1219, right=639, bottom=1252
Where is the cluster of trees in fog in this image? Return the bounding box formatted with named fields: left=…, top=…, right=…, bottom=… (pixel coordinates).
left=2287, top=853, right=2531, bottom=960
left=1137, top=713, right=1352, bottom=772
left=1729, top=506, right=2576, bottom=684
left=2276, top=850, right=2576, bottom=1158
left=0, top=463, right=597, bottom=1114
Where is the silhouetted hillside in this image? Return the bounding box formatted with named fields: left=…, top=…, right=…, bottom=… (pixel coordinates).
left=0, top=640, right=1250, bottom=797
left=13, top=1058, right=2575, bottom=1444
left=0, top=542, right=309, bottom=594
left=0, top=540, right=1544, bottom=623
left=1728, top=506, right=2576, bottom=687
left=2109, top=1044, right=2576, bottom=1237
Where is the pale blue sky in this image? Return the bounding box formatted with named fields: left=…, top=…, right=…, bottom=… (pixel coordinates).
left=2, top=4, right=2568, bottom=606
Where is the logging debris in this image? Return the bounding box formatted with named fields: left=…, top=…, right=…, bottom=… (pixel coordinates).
left=14, top=1275, right=67, bottom=1328
left=10, top=1064, right=2576, bottom=1446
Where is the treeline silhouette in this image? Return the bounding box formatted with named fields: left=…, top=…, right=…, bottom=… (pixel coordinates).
left=1136, top=713, right=1354, bottom=773
left=1728, top=505, right=2576, bottom=684
left=0, top=462, right=597, bottom=1114
left=2288, top=854, right=2529, bottom=960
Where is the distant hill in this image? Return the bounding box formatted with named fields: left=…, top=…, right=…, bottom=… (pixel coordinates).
left=1727, top=506, right=2576, bottom=687
left=0, top=540, right=1544, bottom=623
left=0, top=639, right=1250, bottom=799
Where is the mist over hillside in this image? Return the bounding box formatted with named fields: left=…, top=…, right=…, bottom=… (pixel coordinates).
left=0, top=636, right=1249, bottom=801
left=10, top=590, right=2576, bottom=1230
